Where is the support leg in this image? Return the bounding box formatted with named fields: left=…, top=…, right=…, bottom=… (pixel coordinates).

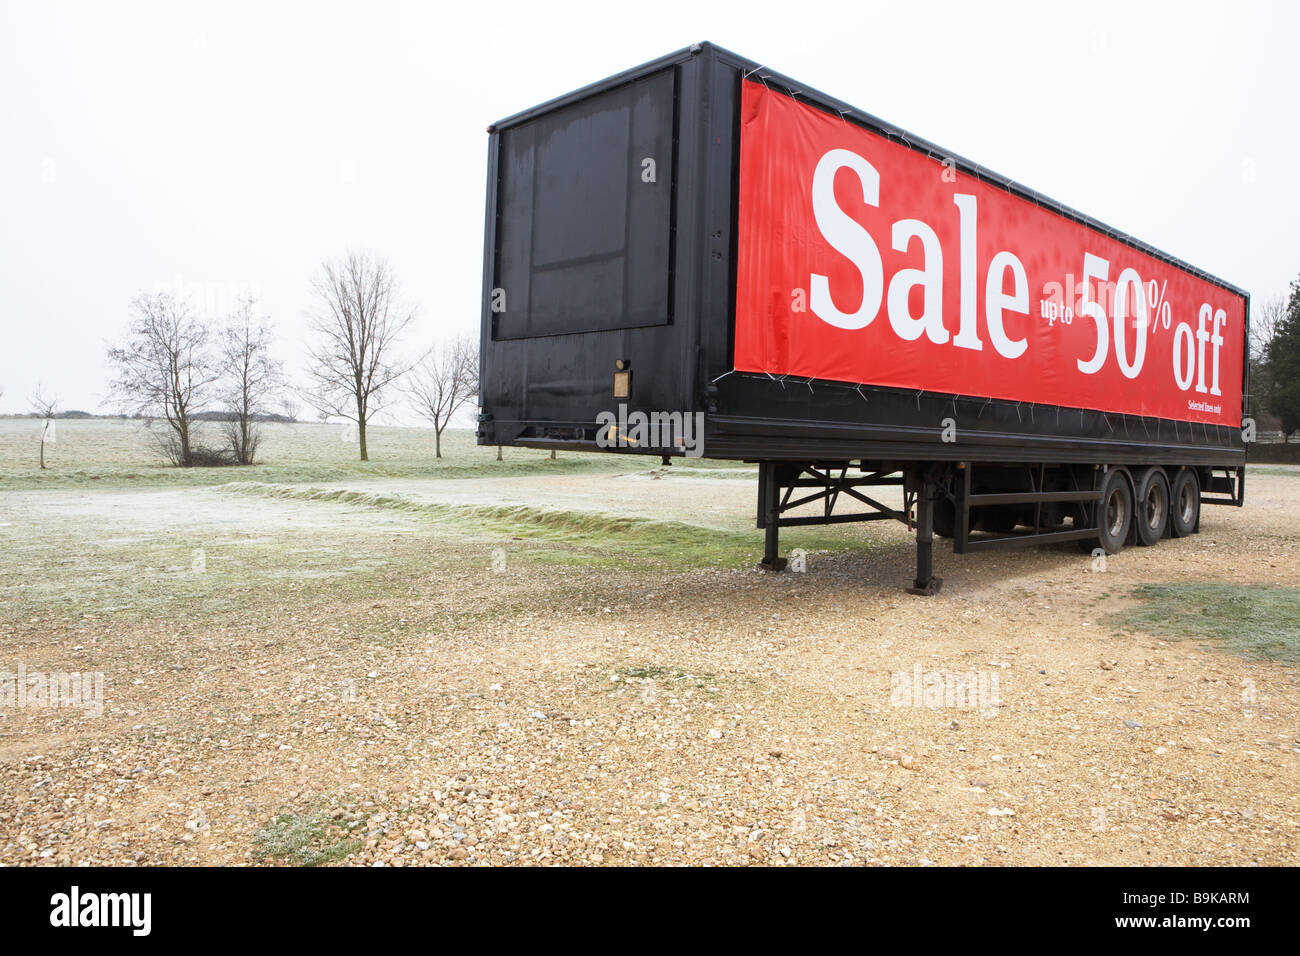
left=906, top=476, right=943, bottom=595
left=758, top=461, right=787, bottom=572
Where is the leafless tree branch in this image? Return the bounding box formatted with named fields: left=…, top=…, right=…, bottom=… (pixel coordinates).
left=105, top=291, right=218, bottom=466
left=1250, top=295, right=1287, bottom=360
left=29, top=384, right=59, bottom=470
left=302, top=252, right=416, bottom=461
left=407, top=336, right=479, bottom=458
left=217, top=295, right=284, bottom=465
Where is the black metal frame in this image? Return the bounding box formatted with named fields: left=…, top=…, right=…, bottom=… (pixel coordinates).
left=950, top=462, right=1102, bottom=554
left=753, top=456, right=1249, bottom=593
left=755, top=460, right=908, bottom=572
left=752, top=461, right=955, bottom=594
left=1201, top=465, right=1246, bottom=507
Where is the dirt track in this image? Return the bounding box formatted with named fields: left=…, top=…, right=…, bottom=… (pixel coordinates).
left=1, top=469, right=1297, bottom=866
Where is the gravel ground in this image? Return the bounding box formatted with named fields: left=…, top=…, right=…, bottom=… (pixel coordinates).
left=1, top=469, right=1297, bottom=866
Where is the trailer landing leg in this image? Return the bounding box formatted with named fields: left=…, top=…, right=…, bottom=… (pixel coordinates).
left=906, top=478, right=943, bottom=596
left=760, top=522, right=787, bottom=572
left=758, top=461, right=787, bottom=571
left=755, top=460, right=907, bottom=575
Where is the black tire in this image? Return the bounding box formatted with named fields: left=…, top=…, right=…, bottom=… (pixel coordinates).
left=1169, top=468, right=1200, bottom=538
left=1094, top=469, right=1132, bottom=555
left=1133, top=467, right=1170, bottom=547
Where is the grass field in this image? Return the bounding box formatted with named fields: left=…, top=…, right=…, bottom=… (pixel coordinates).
left=2, top=417, right=1298, bottom=867
left=1117, top=583, right=1300, bottom=662
left=0, top=417, right=717, bottom=490
left=0, top=419, right=853, bottom=633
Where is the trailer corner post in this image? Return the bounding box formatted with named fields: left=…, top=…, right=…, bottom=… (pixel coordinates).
left=906, top=473, right=943, bottom=596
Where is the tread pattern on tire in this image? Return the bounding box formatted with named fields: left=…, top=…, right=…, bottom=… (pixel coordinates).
left=1097, top=469, right=1132, bottom=555
left=1169, top=468, right=1200, bottom=539
left=1133, top=467, right=1170, bottom=547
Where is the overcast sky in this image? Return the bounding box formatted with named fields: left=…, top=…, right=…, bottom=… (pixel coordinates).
left=1, top=0, right=1296, bottom=417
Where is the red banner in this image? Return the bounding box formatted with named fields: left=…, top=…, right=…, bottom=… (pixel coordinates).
left=734, top=80, right=1245, bottom=427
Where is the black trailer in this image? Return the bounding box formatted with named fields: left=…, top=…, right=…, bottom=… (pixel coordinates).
left=477, top=42, right=1248, bottom=593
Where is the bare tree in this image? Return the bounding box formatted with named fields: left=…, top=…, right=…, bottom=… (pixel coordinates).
left=29, top=385, right=58, bottom=470
left=106, top=292, right=217, bottom=466
left=407, top=336, right=479, bottom=458
left=303, top=253, right=415, bottom=461
left=1248, top=295, right=1288, bottom=424
left=218, top=295, right=283, bottom=465
left=1250, top=295, right=1287, bottom=360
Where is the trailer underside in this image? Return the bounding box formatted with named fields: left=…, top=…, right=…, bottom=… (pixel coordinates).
left=752, top=459, right=1245, bottom=594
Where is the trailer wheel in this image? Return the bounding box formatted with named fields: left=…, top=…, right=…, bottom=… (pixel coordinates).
left=1095, top=469, right=1132, bottom=555
left=1169, top=468, right=1200, bottom=538
left=1133, top=467, right=1170, bottom=547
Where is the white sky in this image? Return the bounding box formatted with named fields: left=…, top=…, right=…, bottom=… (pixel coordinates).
left=2, top=0, right=1297, bottom=417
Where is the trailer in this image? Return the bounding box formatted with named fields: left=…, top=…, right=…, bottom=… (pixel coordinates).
left=477, top=42, right=1249, bottom=593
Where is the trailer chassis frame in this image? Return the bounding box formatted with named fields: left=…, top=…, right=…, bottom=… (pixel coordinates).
left=755, top=460, right=1113, bottom=595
